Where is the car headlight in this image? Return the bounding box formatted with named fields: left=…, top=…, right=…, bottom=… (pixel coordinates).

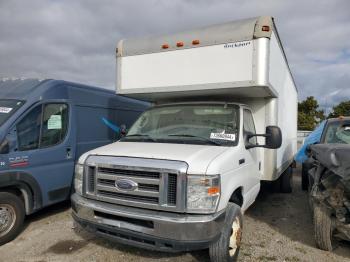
left=74, top=163, right=84, bottom=195
left=187, top=174, right=220, bottom=213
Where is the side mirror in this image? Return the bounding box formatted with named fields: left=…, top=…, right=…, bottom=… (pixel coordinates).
left=265, top=126, right=282, bottom=149
left=120, top=124, right=127, bottom=137
left=0, top=139, right=9, bottom=154
left=246, top=126, right=282, bottom=149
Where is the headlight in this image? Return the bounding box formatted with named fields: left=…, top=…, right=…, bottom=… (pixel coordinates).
left=74, top=164, right=84, bottom=195
left=187, top=174, right=220, bottom=213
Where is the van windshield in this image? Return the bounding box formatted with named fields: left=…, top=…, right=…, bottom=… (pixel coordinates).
left=0, top=99, right=24, bottom=126
left=121, top=104, right=239, bottom=146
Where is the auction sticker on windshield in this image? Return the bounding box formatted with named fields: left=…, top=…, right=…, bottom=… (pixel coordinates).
left=210, top=132, right=236, bottom=141
left=0, top=107, right=13, bottom=113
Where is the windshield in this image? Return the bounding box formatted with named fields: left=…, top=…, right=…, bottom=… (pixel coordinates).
left=121, top=104, right=239, bottom=146
left=0, top=99, right=24, bottom=126
left=324, top=121, right=350, bottom=144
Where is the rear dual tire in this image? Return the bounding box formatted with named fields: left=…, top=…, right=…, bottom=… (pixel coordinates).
left=273, top=166, right=293, bottom=193
left=209, top=203, right=242, bottom=262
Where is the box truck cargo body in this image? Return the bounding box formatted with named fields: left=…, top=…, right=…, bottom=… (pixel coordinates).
left=116, top=16, right=297, bottom=182
left=72, top=16, right=298, bottom=261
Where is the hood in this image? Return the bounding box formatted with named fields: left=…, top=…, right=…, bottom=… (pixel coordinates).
left=79, top=141, right=229, bottom=174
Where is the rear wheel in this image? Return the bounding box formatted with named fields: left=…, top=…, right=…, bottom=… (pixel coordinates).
left=280, top=167, right=293, bottom=193
left=209, top=203, right=242, bottom=262
left=0, top=192, right=25, bottom=246
left=301, top=162, right=310, bottom=191
left=314, top=204, right=336, bottom=251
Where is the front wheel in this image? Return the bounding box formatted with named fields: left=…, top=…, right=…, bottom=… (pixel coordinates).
left=314, top=204, right=336, bottom=251
left=0, top=192, right=25, bottom=246
left=209, top=203, right=242, bottom=262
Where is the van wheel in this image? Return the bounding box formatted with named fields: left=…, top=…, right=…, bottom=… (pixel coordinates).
left=0, top=192, right=25, bottom=246
left=209, top=203, right=242, bottom=262
left=314, top=204, right=336, bottom=251
left=280, top=167, right=293, bottom=193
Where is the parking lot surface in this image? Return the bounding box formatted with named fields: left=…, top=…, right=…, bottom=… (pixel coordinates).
left=0, top=168, right=349, bottom=262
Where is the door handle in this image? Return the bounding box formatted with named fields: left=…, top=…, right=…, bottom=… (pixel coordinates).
left=239, top=158, right=245, bottom=165
left=66, top=147, right=72, bottom=159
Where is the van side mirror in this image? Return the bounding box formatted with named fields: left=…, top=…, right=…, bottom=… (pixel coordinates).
left=0, top=139, right=9, bottom=154
left=246, top=126, right=282, bottom=149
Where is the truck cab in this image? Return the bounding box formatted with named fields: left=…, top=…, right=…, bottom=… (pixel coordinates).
left=0, top=78, right=148, bottom=245
left=72, top=16, right=297, bottom=261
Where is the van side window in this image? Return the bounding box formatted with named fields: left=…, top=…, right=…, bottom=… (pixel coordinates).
left=17, top=103, right=68, bottom=151
left=17, top=105, right=42, bottom=151
left=243, top=109, right=257, bottom=145
left=41, top=104, right=68, bottom=147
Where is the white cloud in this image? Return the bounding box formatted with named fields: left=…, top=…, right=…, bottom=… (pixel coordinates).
left=0, top=0, right=349, bottom=109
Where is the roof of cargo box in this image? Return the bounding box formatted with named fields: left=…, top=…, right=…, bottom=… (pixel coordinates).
left=117, top=16, right=275, bottom=56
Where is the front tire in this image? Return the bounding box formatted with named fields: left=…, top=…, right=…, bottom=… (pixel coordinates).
left=0, top=192, right=25, bottom=246
left=314, top=204, right=335, bottom=251
left=209, top=203, right=242, bottom=262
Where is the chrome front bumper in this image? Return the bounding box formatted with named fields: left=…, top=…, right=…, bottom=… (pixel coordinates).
left=71, top=193, right=226, bottom=251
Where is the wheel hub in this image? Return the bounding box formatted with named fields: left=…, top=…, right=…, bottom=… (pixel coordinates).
left=229, top=217, right=242, bottom=256
left=0, top=204, right=16, bottom=237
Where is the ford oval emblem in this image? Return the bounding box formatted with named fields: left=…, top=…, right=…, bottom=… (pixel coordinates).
left=115, top=179, right=138, bottom=191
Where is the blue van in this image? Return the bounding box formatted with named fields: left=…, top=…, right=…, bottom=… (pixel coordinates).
left=0, top=78, right=148, bottom=245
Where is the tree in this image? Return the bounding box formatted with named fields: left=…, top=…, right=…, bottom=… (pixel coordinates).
left=298, top=96, right=325, bottom=131
left=328, top=100, right=350, bottom=118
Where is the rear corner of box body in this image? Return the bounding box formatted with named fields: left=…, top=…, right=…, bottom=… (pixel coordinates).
left=264, top=31, right=298, bottom=180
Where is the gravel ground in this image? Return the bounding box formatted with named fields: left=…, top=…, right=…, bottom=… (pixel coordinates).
left=0, top=167, right=349, bottom=262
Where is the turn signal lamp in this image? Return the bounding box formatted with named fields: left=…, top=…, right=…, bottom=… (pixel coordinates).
left=162, top=44, right=169, bottom=49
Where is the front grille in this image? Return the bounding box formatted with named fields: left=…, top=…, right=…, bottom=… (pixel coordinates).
left=87, top=166, right=96, bottom=193
left=98, top=190, right=159, bottom=204
left=167, top=174, right=177, bottom=205
left=84, top=156, right=187, bottom=212
left=98, top=167, right=160, bottom=179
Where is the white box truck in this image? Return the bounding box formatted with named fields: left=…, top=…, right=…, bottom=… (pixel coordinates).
left=72, top=16, right=298, bottom=261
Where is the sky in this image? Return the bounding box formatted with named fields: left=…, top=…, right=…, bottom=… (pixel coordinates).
left=0, top=0, right=349, bottom=113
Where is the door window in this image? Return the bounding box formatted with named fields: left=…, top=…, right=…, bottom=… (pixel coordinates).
left=17, top=105, right=42, bottom=151
left=41, top=104, right=68, bottom=147
left=243, top=109, right=257, bottom=145
left=17, top=103, right=68, bottom=151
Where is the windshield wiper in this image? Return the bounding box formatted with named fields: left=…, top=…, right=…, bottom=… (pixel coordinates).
left=122, top=134, right=156, bottom=142
left=168, top=134, right=222, bottom=145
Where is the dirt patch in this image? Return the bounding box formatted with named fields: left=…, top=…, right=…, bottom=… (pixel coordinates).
left=46, top=240, right=87, bottom=254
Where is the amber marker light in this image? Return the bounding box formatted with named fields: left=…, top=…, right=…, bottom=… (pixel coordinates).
left=176, top=41, right=184, bottom=47
left=162, top=44, right=169, bottom=49
left=192, top=39, right=200, bottom=45
left=262, top=25, right=270, bottom=32
left=208, top=186, right=220, bottom=195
